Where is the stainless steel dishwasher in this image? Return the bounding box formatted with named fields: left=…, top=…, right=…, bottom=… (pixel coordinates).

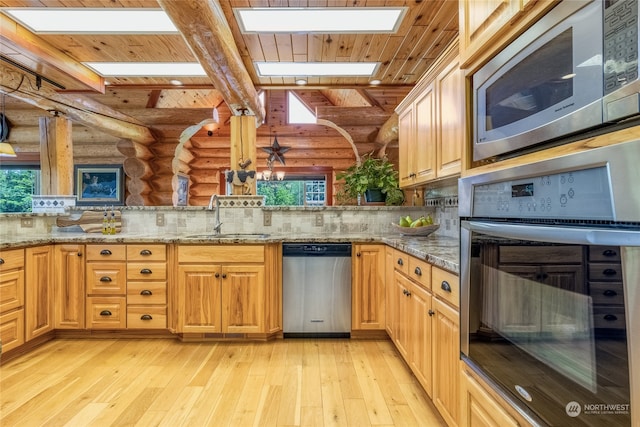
left=282, top=243, right=352, bottom=338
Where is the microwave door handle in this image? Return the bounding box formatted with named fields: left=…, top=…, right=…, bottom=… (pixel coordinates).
left=465, top=221, right=640, bottom=246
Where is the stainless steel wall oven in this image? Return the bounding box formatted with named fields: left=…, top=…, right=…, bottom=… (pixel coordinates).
left=459, top=141, right=640, bottom=426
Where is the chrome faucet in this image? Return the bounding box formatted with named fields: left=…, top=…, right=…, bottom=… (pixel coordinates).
left=208, top=194, right=222, bottom=235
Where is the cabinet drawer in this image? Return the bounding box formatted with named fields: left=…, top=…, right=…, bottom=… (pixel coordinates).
left=589, top=282, right=624, bottom=306
left=408, top=256, right=431, bottom=290
left=588, top=263, right=622, bottom=281
left=588, top=246, right=621, bottom=262
left=86, top=263, right=126, bottom=294
left=86, top=245, right=126, bottom=261
left=86, top=297, right=126, bottom=329
left=433, top=267, right=459, bottom=309
left=393, top=250, right=410, bottom=275
left=0, top=248, right=24, bottom=271
left=127, top=282, right=167, bottom=305
left=127, top=262, right=167, bottom=281
left=127, top=305, right=166, bottom=329
left=0, top=269, right=25, bottom=313
left=127, top=245, right=166, bottom=261
left=593, top=307, right=626, bottom=330
left=178, top=245, right=264, bottom=263
left=0, top=308, right=25, bottom=353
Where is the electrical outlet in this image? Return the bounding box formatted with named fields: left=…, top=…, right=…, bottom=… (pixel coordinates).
left=156, top=213, right=165, bottom=227
left=20, top=218, right=33, bottom=228
left=263, top=211, right=272, bottom=227
left=315, top=213, right=323, bottom=227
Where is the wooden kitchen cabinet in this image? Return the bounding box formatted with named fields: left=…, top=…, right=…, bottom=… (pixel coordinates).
left=433, top=295, right=460, bottom=427
left=459, top=0, right=557, bottom=69
left=85, top=244, right=127, bottom=329
left=388, top=249, right=435, bottom=396
left=126, top=244, right=167, bottom=329
left=25, top=245, right=54, bottom=341
left=396, top=41, right=463, bottom=188
left=352, top=244, right=386, bottom=331
left=460, top=364, right=519, bottom=427
left=177, top=245, right=267, bottom=334
left=0, top=248, right=25, bottom=353
left=54, top=244, right=85, bottom=329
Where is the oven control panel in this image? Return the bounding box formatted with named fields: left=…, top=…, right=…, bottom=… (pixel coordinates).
left=472, top=165, right=614, bottom=219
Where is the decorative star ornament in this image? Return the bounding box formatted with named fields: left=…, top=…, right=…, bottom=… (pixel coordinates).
left=261, top=135, right=290, bottom=167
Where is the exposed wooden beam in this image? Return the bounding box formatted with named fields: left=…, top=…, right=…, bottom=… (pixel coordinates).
left=0, top=14, right=104, bottom=93
left=0, top=64, right=156, bottom=145
left=158, top=0, right=264, bottom=125
left=316, top=106, right=391, bottom=127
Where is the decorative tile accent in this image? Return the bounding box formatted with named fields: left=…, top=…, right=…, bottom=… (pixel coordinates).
left=425, top=196, right=458, bottom=208
left=217, top=195, right=264, bottom=208
left=32, top=195, right=76, bottom=213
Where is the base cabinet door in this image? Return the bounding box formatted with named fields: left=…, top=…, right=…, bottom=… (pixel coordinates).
left=352, top=244, right=386, bottom=330
left=25, top=246, right=54, bottom=341
left=433, top=297, right=460, bottom=427
left=460, top=367, right=519, bottom=427
left=55, top=244, right=85, bottom=329
left=222, top=264, right=265, bottom=333
left=178, top=265, right=221, bottom=333
left=408, top=281, right=433, bottom=398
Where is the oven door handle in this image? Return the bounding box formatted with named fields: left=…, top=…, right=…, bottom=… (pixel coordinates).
left=464, top=221, right=640, bottom=246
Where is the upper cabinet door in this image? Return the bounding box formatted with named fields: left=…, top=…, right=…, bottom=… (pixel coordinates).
left=459, top=0, right=558, bottom=69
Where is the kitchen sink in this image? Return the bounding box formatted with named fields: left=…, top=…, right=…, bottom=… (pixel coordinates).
left=184, top=233, right=270, bottom=239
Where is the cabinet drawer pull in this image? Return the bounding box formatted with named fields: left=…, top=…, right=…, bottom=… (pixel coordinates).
left=603, top=314, right=618, bottom=321
left=602, top=249, right=618, bottom=257
left=414, top=266, right=422, bottom=276
left=222, top=273, right=227, bottom=279
left=428, top=309, right=435, bottom=316
left=603, top=269, right=617, bottom=277
left=140, top=314, right=153, bottom=320
left=140, top=249, right=152, bottom=256
left=603, top=289, right=617, bottom=297
left=77, top=252, right=83, bottom=257
left=0, top=258, right=4, bottom=264
left=356, top=252, right=361, bottom=257
left=441, top=280, right=452, bottom=293
left=140, top=290, right=153, bottom=296
left=140, top=268, right=152, bottom=274
left=99, top=276, right=112, bottom=282
left=100, top=249, right=112, bottom=256
left=402, top=289, right=408, bottom=296
left=215, top=272, right=220, bottom=278
left=99, top=310, right=112, bottom=316
left=397, top=258, right=404, bottom=266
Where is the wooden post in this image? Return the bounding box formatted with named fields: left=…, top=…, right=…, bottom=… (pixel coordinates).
left=230, top=115, right=256, bottom=195
left=39, top=115, right=73, bottom=195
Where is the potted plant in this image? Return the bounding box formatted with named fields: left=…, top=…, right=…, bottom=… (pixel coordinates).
left=336, top=153, right=404, bottom=206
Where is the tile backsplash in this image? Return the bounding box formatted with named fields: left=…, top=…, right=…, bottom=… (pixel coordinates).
left=2, top=193, right=461, bottom=240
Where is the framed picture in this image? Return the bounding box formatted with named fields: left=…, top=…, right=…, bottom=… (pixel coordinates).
left=75, top=165, right=124, bottom=206
left=176, top=173, right=189, bottom=206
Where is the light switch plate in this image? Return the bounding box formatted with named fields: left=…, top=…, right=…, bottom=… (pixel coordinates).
left=315, top=213, right=323, bottom=227
left=263, top=211, right=272, bottom=226
left=21, top=218, right=33, bottom=228
left=156, top=213, right=165, bottom=227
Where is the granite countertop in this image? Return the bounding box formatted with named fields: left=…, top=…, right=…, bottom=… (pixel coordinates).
left=1, top=231, right=460, bottom=274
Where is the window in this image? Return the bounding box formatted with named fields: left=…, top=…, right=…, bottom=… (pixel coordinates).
left=0, top=166, right=40, bottom=212
left=257, top=173, right=328, bottom=206
left=288, top=91, right=316, bottom=124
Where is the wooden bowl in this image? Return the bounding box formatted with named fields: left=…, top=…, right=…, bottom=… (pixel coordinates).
left=391, top=222, right=440, bottom=236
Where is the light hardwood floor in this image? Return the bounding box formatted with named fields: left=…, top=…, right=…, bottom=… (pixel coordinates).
left=0, top=338, right=447, bottom=427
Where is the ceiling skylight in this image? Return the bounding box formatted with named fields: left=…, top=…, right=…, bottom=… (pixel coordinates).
left=83, top=62, right=206, bottom=77
left=256, top=62, right=378, bottom=77
left=2, top=8, right=177, bottom=33
left=234, top=7, right=406, bottom=34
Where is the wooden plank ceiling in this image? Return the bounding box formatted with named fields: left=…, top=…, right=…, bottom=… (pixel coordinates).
left=0, top=0, right=458, bottom=154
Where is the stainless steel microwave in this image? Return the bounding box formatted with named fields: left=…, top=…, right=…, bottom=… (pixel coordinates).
left=473, top=0, right=640, bottom=162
